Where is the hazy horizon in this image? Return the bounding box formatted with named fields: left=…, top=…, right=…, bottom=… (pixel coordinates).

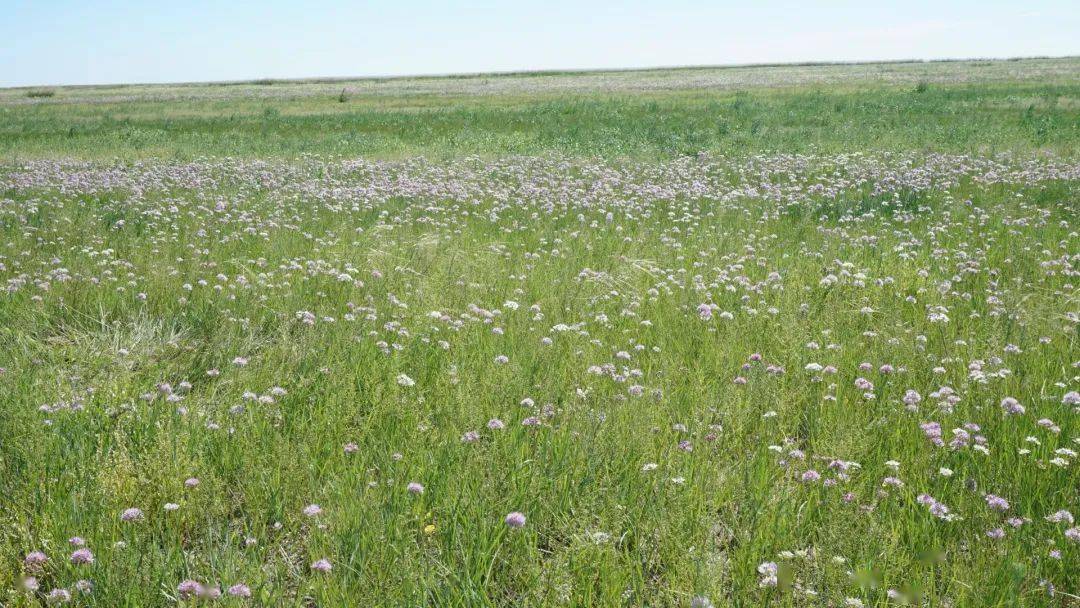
left=6, top=54, right=1080, bottom=91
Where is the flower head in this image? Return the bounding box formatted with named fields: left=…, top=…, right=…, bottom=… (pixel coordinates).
left=311, top=558, right=333, bottom=573
left=70, top=548, right=94, bottom=565
left=228, top=583, right=252, bottom=598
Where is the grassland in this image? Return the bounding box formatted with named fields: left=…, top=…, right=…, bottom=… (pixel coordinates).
left=0, top=59, right=1078, bottom=607
left=2, top=58, right=1079, bottom=161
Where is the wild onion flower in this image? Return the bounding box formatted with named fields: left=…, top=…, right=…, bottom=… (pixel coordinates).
left=311, top=558, right=333, bottom=572
left=757, top=561, right=778, bottom=587
left=46, top=589, right=72, bottom=604
left=177, top=580, right=203, bottom=599
left=1046, top=510, right=1074, bottom=524
left=1000, top=397, right=1025, bottom=415
left=24, top=551, right=48, bottom=568
left=70, top=548, right=94, bottom=565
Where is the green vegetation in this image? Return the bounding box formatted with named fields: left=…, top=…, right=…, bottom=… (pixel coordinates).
left=1, top=58, right=1078, bottom=161
left=0, top=59, right=1077, bottom=606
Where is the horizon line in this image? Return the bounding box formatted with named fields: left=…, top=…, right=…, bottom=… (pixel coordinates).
left=5, top=53, right=1078, bottom=92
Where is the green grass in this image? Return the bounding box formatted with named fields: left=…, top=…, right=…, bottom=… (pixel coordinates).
left=0, top=59, right=1078, bottom=606
left=1, top=58, right=1079, bottom=161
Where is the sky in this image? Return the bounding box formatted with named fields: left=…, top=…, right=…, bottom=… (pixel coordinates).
left=2, top=0, right=1078, bottom=88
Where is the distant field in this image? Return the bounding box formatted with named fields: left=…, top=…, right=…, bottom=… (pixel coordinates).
left=1, top=59, right=1078, bottom=607
left=1, top=57, right=1079, bottom=160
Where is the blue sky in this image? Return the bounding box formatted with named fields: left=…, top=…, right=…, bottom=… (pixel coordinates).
left=2, top=0, right=1077, bottom=87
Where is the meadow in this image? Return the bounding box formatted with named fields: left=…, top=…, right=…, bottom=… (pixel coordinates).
left=0, top=58, right=1078, bottom=607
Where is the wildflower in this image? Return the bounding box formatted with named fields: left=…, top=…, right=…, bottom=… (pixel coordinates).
left=697, top=303, right=713, bottom=320
left=757, top=561, right=778, bottom=587
left=177, top=580, right=203, bottom=599
left=882, top=477, right=904, bottom=488
left=302, top=504, right=323, bottom=517
left=505, top=511, right=527, bottom=528
left=1000, top=397, right=1025, bottom=415
left=228, top=583, right=252, bottom=597
left=1046, top=510, right=1074, bottom=524
left=311, top=558, right=333, bottom=573
left=46, top=589, right=72, bottom=604
left=120, top=508, right=144, bottom=522
left=407, top=482, right=425, bottom=495
left=70, top=548, right=94, bottom=565
left=396, top=374, right=415, bottom=386
left=985, top=494, right=1010, bottom=512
